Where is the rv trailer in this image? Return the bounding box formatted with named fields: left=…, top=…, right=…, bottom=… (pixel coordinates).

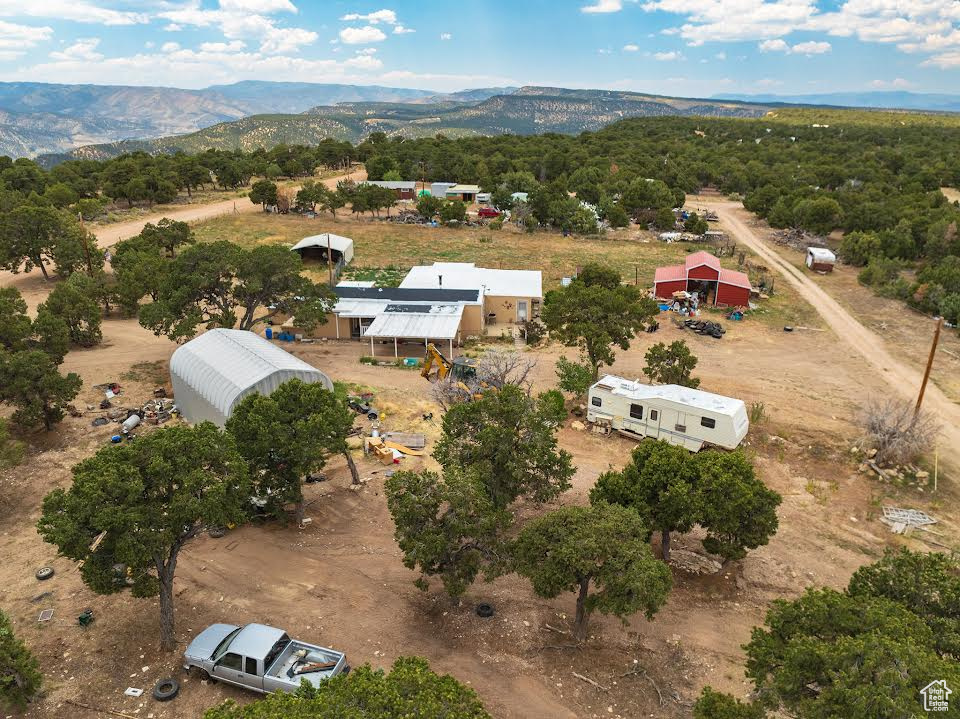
left=587, top=375, right=749, bottom=451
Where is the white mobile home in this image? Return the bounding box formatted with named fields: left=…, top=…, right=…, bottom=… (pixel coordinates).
left=587, top=375, right=749, bottom=451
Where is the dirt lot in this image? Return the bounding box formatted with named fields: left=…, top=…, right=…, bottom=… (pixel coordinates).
left=1, top=202, right=957, bottom=719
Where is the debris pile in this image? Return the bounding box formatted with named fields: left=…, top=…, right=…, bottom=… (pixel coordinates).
left=680, top=319, right=725, bottom=339
left=772, top=228, right=825, bottom=253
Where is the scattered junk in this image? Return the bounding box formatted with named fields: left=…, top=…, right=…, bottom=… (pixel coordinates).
left=78, top=608, right=95, bottom=627
left=91, top=417, right=109, bottom=427
left=805, top=247, right=836, bottom=273
left=124, top=688, right=144, bottom=698
left=121, top=413, right=141, bottom=435
left=383, top=432, right=426, bottom=450
left=38, top=609, right=54, bottom=622
left=880, top=506, right=937, bottom=535
left=475, top=603, right=495, bottom=618
left=587, top=375, right=749, bottom=451
left=726, top=309, right=745, bottom=321
left=645, top=320, right=660, bottom=333
left=35, top=566, right=55, bottom=581
left=679, top=318, right=726, bottom=338
left=773, top=228, right=826, bottom=253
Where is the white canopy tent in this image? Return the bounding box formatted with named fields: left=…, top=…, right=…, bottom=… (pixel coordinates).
left=290, top=233, right=354, bottom=265
left=170, top=329, right=333, bottom=427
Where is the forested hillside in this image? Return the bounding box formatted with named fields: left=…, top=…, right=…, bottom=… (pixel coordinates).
left=4, top=109, right=960, bottom=324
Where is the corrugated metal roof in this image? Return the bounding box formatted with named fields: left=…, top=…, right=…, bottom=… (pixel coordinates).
left=334, top=285, right=481, bottom=303
left=447, top=184, right=480, bottom=193
left=400, top=262, right=543, bottom=298
left=169, top=329, right=332, bottom=426
left=685, top=251, right=721, bottom=271
left=654, top=265, right=687, bottom=283
left=593, top=375, right=746, bottom=415
left=361, top=180, right=416, bottom=190
left=718, top=268, right=752, bottom=289
left=363, top=305, right=464, bottom=340
left=807, top=247, right=836, bottom=262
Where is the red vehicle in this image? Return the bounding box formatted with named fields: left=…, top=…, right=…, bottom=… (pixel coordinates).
left=477, top=207, right=501, bottom=218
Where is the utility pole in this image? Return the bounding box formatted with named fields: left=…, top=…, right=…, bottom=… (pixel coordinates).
left=915, top=317, right=943, bottom=415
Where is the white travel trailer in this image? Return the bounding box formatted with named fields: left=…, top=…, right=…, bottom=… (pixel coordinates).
left=586, top=375, right=749, bottom=451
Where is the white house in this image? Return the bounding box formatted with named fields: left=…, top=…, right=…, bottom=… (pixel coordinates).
left=586, top=375, right=749, bottom=451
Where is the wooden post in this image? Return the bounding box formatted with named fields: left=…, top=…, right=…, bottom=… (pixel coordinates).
left=326, top=233, right=333, bottom=286
left=915, top=317, right=942, bottom=415
left=394, top=337, right=398, bottom=358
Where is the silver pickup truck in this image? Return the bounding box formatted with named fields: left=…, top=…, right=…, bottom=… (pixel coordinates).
left=183, top=623, right=349, bottom=694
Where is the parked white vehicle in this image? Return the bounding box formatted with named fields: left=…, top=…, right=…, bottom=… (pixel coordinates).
left=587, top=375, right=749, bottom=451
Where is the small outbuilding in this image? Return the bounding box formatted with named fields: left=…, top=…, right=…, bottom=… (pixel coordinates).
left=654, top=251, right=751, bottom=307
left=290, top=234, right=354, bottom=267
left=361, top=180, right=416, bottom=200
left=805, top=247, right=836, bottom=273
left=170, top=329, right=333, bottom=427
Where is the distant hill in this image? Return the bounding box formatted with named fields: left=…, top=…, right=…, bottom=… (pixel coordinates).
left=0, top=81, right=439, bottom=158
left=44, top=86, right=770, bottom=163
left=716, top=90, right=960, bottom=113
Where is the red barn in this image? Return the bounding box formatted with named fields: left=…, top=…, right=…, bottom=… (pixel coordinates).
left=654, top=251, right=751, bottom=307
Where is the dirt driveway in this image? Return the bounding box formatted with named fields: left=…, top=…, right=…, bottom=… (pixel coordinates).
left=91, top=167, right=367, bottom=249
left=695, top=195, right=960, bottom=461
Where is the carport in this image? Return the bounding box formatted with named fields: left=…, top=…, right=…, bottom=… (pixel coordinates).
left=290, top=234, right=354, bottom=265
left=362, top=304, right=464, bottom=358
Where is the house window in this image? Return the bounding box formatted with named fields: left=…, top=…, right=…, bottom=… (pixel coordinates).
left=220, top=653, right=242, bottom=671
left=701, top=417, right=716, bottom=429
left=650, top=410, right=658, bottom=421
left=245, top=657, right=258, bottom=675
left=591, top=396, right=602, bottom=407
left=629, top=404, right=643, bottom=419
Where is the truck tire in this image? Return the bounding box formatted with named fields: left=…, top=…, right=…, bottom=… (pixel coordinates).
left=342, top=664, right=351, bottom=675
left=476, top=603, right=495, bottom=618
left=36, top=567, right=55, bottom=581
left=153, top=678, right=180, bottom=701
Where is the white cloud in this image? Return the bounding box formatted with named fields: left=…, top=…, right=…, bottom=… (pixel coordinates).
left=49, top=37, right=102, bottom=61
left=440, top=32, right=452, bottom=40
left=339, top=25, right=387, bottom=44
left=0, top=19, right=52, bottom=55
left=341, top=9, right=397, bottom=25
left=582, top=0, right=623, bottom=12
left=355, top=47, right=378, bottom=55
left=714, top=51, right=726, bottom=59
left=0, top=0, right=146, bottom=26
left=158, top=1, right=316, bottom=54
left=164, top=23, right=183, bottom=32
left=219, top=0, right=297, bottom=12
left=161, top=42, right=181, bottom=53
left=791, top=40, right=830, bottom=54
left=759, top=38, right=831, bottom=54
left=870, top=77, right=914, bottom=88
left=623, top=43, right=640, bottom=51
left=653, top=50, right=683, bottom=60
left=759, top=38, right=790, bottom=52
left=199, top=40, right=246, bottom=53
left=393, top=25, right=415, bottom=34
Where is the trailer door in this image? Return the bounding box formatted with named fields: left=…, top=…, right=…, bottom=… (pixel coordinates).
left=645, top=406, right=661, bottom=439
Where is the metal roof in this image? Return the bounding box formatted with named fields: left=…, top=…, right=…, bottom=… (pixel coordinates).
left=592, top=375, right=746, bottom=415
left=229, top=624, right=287, bottom=659
left=291, top=233, right=354, bottom=254
left=169, top=329, right=332, bottom=427
left=363, top=305, right=464, bottom=339
left=654, top=265, right=687, bottom=283
left=334, top=285, right=482, bottom=303
left=400, top=262, right=543, bottom=298
left=718, top=268, right=752, bottom=289
left=447, top=184, right=480, bottom=193
left=685, top=251, right=722, bottom=271
left=361, top=180, right=416, bottom=190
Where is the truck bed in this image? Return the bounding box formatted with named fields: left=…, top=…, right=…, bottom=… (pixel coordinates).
left=267, top=641, right=344, bottom=686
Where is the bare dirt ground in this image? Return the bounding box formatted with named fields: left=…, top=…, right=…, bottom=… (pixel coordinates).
left=90, top=167, right=366, bottom=250
left=692, top=193, right=960, bottom=470
left=1, top=200, right=956, bottom=719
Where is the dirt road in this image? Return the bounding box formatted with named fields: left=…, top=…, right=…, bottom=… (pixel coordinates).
left=91, top=167, right=367, bottom=249
left=700, top=197, right=960, bottom=455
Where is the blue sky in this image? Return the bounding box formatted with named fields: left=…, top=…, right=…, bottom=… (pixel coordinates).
left=0, top=1, right=957, bottom=95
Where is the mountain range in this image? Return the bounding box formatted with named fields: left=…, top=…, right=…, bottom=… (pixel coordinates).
left=35, top=86, right=770, bottom=164
left=716, top=90, right=960, bottom=113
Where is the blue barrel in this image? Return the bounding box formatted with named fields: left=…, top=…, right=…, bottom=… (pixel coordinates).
left=265, top=327, right=273, bottom=339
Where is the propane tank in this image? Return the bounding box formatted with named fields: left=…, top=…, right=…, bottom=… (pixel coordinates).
left=121, top=414, right=141, bottom=434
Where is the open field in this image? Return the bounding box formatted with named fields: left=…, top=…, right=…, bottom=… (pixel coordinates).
left=0, top=201, right=955, bottom=719
left=189, top=212, right=821, bottom=329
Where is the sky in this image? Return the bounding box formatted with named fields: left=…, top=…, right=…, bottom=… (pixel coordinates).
left=0, top=0, right=958, bottom=96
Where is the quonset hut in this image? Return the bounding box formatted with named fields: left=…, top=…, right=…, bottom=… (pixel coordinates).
left=170, top=328, right=333, bottom=427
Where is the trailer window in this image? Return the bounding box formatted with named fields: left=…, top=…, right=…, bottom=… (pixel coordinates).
left=629, top=404, right=643, bottom=419
left=700, top=417, right=716, bottom=429
left=675, top=424, right=686, bottom=433
left=650, top=410, right=658, bottom=421
left=591, top=396, right=602, bottom=407
left=245, top=657, right=258, bottom=675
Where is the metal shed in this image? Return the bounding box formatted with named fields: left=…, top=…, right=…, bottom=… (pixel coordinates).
left=290, top=234, right=354, bottom=266
left=805, top=247, right=836, bottom=273
left=170, top=329, right=333, bottom=427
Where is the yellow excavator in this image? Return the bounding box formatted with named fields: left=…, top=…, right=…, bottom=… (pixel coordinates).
left=421, top=344, right=494, bottom=401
